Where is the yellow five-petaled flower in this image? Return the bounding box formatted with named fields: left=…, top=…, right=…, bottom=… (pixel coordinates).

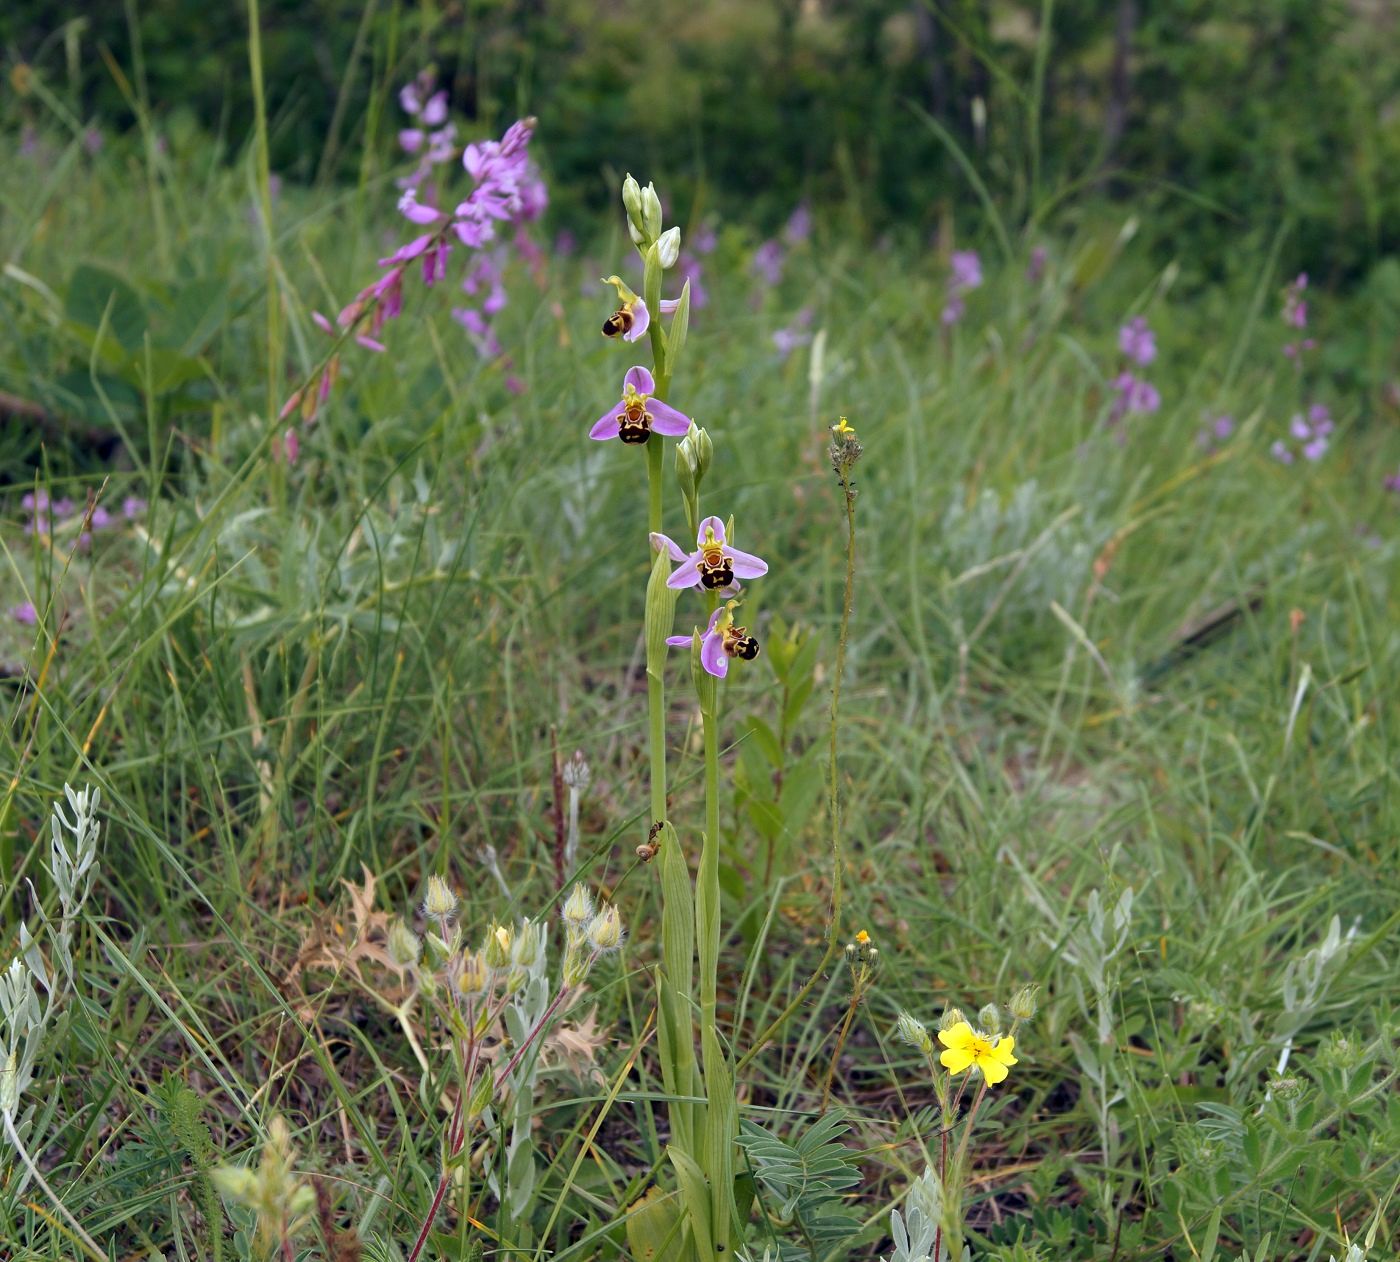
left=937, top=1021, right=1018, bottom=1086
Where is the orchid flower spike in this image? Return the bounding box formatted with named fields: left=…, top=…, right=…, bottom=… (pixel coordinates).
left=652, top=515, right=768, bottom=592
left=589, top=366, right=691, bottom=445
left=666, top=601, right=760, bottom=678
left=600, top=275, right=650, bottom=342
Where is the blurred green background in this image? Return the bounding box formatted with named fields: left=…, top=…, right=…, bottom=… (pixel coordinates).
left=5, top=0, right=1399, bottom=283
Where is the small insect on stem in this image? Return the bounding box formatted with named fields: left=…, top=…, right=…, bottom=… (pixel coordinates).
left=636, top=820, right=663, bottom=862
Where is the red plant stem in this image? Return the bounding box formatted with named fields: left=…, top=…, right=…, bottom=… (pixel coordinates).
left=406, top=984, right=572, bottom=1257
left=497, top=983, right=573, bottom=1083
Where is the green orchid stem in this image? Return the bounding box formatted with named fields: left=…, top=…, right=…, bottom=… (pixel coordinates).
left=646, top=440, right=667, bottom=834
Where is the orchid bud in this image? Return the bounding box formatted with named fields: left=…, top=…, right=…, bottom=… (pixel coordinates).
left=938, top=1006, right=966, bottom=1033
left=656, top=226, right=681, bottom=269
left=622, top=174, right=645, bottom=244
left=640, top=182, right=663, bottom=242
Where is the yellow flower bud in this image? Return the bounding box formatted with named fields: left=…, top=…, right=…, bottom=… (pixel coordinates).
left=484, top=924, right=512, bottom=969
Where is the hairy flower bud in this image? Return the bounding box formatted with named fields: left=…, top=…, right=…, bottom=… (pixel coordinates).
left=458, top=950, right=488, bottom=997
left=896, top=1011, right=933, bottom=1055
left=484, top=923, right=512, bottom=970
left=563, top=940, right=593, bottom=987
left=422, top=874, right=458, bottom=920
left=978, top=1003, right=1003, bottom=1036
left=586, top=903, right=625, bottom=953
left=387, top=919, right=422, bottom=968
left=512, top=918, right=544, bottom=968
left=1008, top=984, right=1039, bottom=1021
left=938, top=1006, right=966, bottom=1033
left=656, top=226, right=681, bottom=269
left=562, top=883, right=594, bottom=930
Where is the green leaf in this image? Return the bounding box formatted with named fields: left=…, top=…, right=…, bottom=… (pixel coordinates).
left=65, top=264, right=148, bottom=352
left=625, top=1186, right=688, bottom=1262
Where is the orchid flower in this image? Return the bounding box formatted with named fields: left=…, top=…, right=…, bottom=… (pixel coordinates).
left=666, top=602, right=760, bottom=678
left=589, top=367, right=691, bottom=445
left=653, top=515, right=768, bottom=592
left=600, top=275, right=650, bottom=342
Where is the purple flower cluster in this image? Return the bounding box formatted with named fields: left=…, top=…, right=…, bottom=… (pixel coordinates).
left=280, top=114, right=541, bottom=448
left=1196, top=413, right=1235, bottom=450
left=1109, top=315, right=1162, bottom=424
left=21, top=490, right=145, bottom=549
left=1385, top=469, right=1400, bottom=494
left=1271, top=403, right=1334, bottom=465
left=752, top=239, right=785, bottom=288
left=941, top=250, right=983, bottom=326
left=1027, top=245, right=1048, bottom=284
left=772, top=307, right=814, bottom=359
left=1281, top=273, right=1316, bottom=359
left=1118, top=316, right=1156, bottom=366
left=397, top=72, right=456, bottom=188
left=749, top=204, right=811, bottom=294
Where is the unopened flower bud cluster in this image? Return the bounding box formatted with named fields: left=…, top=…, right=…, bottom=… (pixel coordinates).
left=382, top=875, right=625, bottom=1005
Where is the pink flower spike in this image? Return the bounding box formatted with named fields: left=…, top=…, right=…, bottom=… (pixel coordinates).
left=422, top=91, right=448, bottom=126
left=284, top=427, right=301, bottom=464
left=379, top=235, right=435, bottom=266
left=312, top=310, right=334, bottom=334
left=398, top=189, right=444, bottom=224
left=355, top=334, right=387, bottom=353
left=589, top=366, right=690, bottom=445
left=399, top=129, right=425, bottom=153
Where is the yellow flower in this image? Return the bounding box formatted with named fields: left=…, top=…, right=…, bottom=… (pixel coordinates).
left=937, top=1021, right=1018, bottom=1086
left=832, top=416, right=856, bottom=438
left=854, top=929, right=870, bottom=945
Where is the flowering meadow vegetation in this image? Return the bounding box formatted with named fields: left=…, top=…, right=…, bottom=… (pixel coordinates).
left=3, top=8, right=1400, bottom=1262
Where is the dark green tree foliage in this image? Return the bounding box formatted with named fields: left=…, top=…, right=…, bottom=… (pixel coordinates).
left=4, top=1, right=1397, bottom=274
